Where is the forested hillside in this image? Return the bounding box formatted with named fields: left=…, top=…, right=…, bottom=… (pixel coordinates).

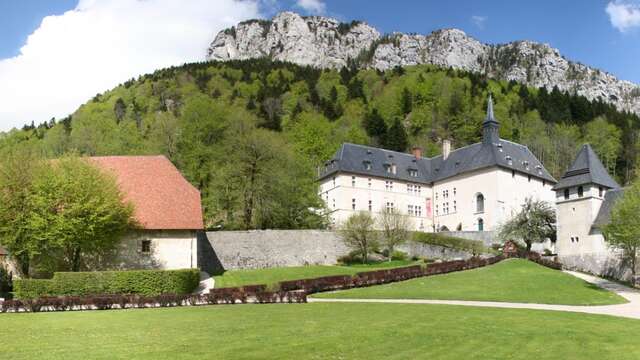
left=1, top=59, right=638, bottom=229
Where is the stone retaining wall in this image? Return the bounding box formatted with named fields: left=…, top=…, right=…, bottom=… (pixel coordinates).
left=559, top=252, right=631, bottom=281
left=199, top=230, right=486, bottom=273
left=440, top=231, right=498, bottom=246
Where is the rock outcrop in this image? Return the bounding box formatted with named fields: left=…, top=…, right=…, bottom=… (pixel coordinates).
left=208, top=12, right=640, bottom=114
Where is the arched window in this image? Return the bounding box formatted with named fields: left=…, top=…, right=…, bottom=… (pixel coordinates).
left=578, top=186, right=584, bottom=198
left=476, top=193, right=485, bottom=213
left=478, top=218, right=484, bottom=231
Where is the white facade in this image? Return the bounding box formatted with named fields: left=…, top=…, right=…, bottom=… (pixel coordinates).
left=106, top=230, right=199, bottom=270
left=320, top=167, right=555, bottom=232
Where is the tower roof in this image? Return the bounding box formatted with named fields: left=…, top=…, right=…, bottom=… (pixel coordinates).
left=483, top=94, right=499, bottom=126
left=552, top=144, right=620, bottom=190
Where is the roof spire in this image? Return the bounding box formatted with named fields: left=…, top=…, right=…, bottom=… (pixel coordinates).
left=484, top=93, right=497, bottom=124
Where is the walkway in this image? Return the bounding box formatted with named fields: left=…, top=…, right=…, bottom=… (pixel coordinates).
left=309, top=270, right=640, bottom=320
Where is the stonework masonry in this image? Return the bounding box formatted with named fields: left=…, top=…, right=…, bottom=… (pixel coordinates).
left=199, top=230, right=487, bottom=272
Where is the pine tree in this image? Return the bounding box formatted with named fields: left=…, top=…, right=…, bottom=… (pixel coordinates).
left=384, top=118, right=408, bottom=152
left=401, top=87, right=413, bottom=115
left=363, top=109, right=387, bottom=139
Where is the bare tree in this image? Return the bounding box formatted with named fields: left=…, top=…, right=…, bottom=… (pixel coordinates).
left=341, top=212, right=378, bottom=264
left=378, top=208, right=411, bottom=261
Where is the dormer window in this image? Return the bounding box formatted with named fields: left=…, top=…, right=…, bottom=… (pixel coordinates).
left=409, top=169, right=418, bottom=177
left=363, top=160, right=371, bottom=170
left=506, top=156, right=513, bottom=166
left=497, top=143, right=503, bottom=152
left=391, top=164, right=397, bottom=174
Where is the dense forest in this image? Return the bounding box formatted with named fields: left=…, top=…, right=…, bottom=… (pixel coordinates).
left=1, top=59, right=638, bottom=230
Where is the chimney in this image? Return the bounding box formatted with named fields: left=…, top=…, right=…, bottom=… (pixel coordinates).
left=411, top=146, right=423, bottom=159
left=442, top=139, right=452, bottom=160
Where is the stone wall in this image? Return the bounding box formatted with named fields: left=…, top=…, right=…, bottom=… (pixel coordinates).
left=559, top=252, right=632, bottom=281
left=440, top=231, right=498, bottom=246
left=200, top=230, right=488, bottom=273
left=398, top=242, right=475, bottom=261
left=202, top=230, right=349, bottom=272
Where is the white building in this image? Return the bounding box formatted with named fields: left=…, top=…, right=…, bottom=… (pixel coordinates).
left=318, top=97, right=557, bottom=233
left=553, top=145, right=629, bottom=279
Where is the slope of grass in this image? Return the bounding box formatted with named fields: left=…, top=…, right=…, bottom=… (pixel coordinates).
left=3, top=303, right=640, bottom=359
left=214, top=260, right=418, bottom=288
left=313, top=259, right=626, bottom=305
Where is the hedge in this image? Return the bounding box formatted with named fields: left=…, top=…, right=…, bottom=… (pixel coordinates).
left=412, top=232, right=491, bottom=254
left=14, top=269, right=200, bottom=299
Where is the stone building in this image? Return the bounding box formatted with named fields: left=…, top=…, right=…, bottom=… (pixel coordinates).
left=89, top=156, right=203, bottom=270
left=318, top=97, right=556, bottom=233
left=554, top=145, right=630, bottom=279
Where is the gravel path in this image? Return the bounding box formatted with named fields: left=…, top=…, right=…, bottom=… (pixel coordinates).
left=308, top=270, right=640, bottom=320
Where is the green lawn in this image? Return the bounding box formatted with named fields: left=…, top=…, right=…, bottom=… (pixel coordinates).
left=312, top=259, right=627, bottom=305
left=3, top=303, right=640, bottom=359
left=213, top=260, right=418, bottom=288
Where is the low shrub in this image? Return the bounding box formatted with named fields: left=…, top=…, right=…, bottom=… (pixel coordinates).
left=390, top=250, right=408, bottom=261
left=14, top=268, right=200, bottom=299
left=412, top=232, right=491, bottom=254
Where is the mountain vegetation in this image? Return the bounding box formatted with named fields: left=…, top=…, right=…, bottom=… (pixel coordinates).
left=1, top=59, right=639, bottom=230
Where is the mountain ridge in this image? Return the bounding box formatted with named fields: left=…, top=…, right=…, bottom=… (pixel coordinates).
left=207, top=11, right=640, bottom=115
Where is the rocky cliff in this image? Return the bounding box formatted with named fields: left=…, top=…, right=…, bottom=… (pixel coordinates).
left=208, top=12, right=640, bottom=115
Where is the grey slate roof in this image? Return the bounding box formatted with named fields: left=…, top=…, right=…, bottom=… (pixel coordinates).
left=592, top=188, right=625, bottom=228
left=319, top=96, right=556, bottom=185
left=552, top=144, right=620, bottom=191
left=319, top=139, right=556, bottom=184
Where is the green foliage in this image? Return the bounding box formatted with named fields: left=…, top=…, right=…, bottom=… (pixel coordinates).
left=2, top=58, right=640, bottom=233
left=13, top=268, right=200, bottom=299
left=603, top=181, right=640, bottom=276
left=340, top=212, right=378, bottom=264
left=0, top=153, right=134, bottom=276
left=499, top=198, right=556, bottom=251
left=412, top=232, right=490, bottom=254
left=0, top=265, right=12, bottom=293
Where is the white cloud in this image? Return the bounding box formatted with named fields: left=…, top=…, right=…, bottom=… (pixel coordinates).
left=471, top=15, right=487, bottom=29
left=295, top=0, right=326, bottom=15
left=0, top=0, right=261, bottom=131
left=606, top=1, right=640, bottom=32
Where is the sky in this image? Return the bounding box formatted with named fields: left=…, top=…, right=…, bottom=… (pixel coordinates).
left=0, top=0, right=639, bottom=131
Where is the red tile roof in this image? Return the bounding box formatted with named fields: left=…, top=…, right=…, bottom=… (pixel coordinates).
left=90, top=156, right=203, bottom=230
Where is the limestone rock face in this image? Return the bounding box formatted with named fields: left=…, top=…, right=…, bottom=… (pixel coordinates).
left=207, top=12, right=640, bottom=115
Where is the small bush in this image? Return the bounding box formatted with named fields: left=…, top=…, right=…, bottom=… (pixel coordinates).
left=390, top=250, right=408, bottom=261
left=14, top=269, right=200, bottom=299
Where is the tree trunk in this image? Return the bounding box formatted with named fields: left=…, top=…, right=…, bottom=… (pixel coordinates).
left=71, top=247, right=82, bottom=272
left=526, top=241, right=532, bottom=252
left=363, top=243, right=368, bottom=264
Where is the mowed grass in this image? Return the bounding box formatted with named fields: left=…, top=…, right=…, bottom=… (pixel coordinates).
left=214, top=260, right=417, bottom=288
left=3, top=303, right=640, bottom=359
left=313, top=259, right=627, bottom=305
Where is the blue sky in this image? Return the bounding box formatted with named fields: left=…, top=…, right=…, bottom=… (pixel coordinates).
left=0, top=0, right=638, bottom=130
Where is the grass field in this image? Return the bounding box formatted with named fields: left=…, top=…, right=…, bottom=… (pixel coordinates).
left=312, top=259, right=627, bottom=305
left=213, top=260, right=418, bottom=288
left=3, top=302, right=640, bottom=359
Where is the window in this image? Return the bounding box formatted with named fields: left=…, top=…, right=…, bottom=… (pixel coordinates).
left=528, top=175, right=531, bottom=182
left=416, top=206, right=422, bottom=217
left=578, top=186, right=584, bottom=197
left=417, top=185, right=421, bottom=195
left=386, top=202, right=395, bottom=212
left=543, top=180, right=546, bottom=187
left=368, top=200, right=372, bottom=212
left=576, top=237, right=579, bottom=242
left=332, top=177, right=336, bottom=187
left=141, top=240, right=151, bottom=254
left=476, top=193, right=485, bottom=213
left=407, top=184, right=413, bottom=194
left=571, top=237, right=574, bottom=243
left=352, top=198, right=356, bottom=210
left=477, top=218, right=484, bottom=231
left=391, top=164, right=397, bottom=174
left=352, top=176, right=356, bottom=187
left=408, top=204, right=414, bottom=216
left=564, top=188, right=570, bottom=200
left=385, top=181, right=393, bottom=191
left=453, top=188, right=457, bottom=196
left=363, top=161, right=372, bottom=170
left=453, top=200, right=457, bottom=213
left=599, top=186, right=603, bottom=197
left=409, top=169, right=418, bottom=177
left=332, top=198, right=335, bottom=209
left=368, top=178, right=372, bottom=188
left=512, top=170, right=515, bottom=178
